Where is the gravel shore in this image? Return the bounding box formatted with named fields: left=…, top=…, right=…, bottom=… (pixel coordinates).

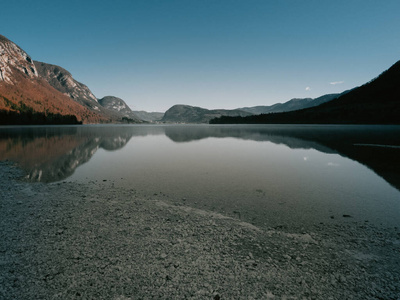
left=1, top=161, right=399, bottom=299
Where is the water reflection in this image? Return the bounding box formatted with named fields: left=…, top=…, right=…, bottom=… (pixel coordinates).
left=164, top=125, right=400, bottom=191
left=0, top=125, right=399, bottom=193
left=0, top=126, right=163, bottom=182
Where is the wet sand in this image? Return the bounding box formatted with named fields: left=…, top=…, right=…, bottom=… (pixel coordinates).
left=1, top=161, right=399, bottom=299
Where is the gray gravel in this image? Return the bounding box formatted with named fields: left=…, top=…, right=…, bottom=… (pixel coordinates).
left=1, top=161, right=399, bottom=299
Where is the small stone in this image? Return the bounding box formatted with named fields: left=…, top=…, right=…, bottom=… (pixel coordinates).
left=245, top=260, right=257, bottom=267
left=160, top=253, right=167, bottom=259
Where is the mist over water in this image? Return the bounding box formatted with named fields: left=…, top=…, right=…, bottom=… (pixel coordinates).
left=1, top=124, right=399, bottom=229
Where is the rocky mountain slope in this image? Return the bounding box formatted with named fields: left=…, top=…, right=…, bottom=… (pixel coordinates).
left=0, top=35, right=143, bottom=124
left=34, top=61, right=99, bottom=109
left=0, top=35, right=104, bottom=124
left=0, top=35, right=38, bottom=83
left=35, top=62, right=143, bottom=123
left=161, top=104, right=252, bottom=123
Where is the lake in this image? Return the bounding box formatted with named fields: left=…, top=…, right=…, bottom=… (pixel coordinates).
left=1, top=124, right=399, bottom=229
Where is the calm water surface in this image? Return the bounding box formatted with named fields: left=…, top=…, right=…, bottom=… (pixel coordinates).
left=1, top=124, right=399, bottom=229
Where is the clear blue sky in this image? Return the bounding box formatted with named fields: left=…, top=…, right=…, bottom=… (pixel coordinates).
left=2, top=0, right=400, bottom=112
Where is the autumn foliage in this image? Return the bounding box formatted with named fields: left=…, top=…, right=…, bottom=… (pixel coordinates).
left=0, top=66, right=108, bottom=124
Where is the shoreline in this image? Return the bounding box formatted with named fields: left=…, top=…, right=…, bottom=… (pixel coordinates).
left=1, top=161, right=399, bottom=299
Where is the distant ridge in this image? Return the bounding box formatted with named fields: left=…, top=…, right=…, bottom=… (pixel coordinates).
left=160, top=93, right=347, bottom=124
left=132, top=110, right=164, bottom=122
left=239, top=92, right=348, bottom=115
left=161, top=104, right=252, bottom=123
left=211, top=60, right=400, bottom=124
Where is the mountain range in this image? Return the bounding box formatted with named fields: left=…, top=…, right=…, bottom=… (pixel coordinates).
left=161, top=104, right=252, bottom=123
left=160, top=93, right=350, bottom=123
left=238, top=92, right=349, bottom=115
left=0, top=35, right=146, bottom=124
left=1, top=34, right=399, bottom=125
left=211, top=60, right=400, bottom=124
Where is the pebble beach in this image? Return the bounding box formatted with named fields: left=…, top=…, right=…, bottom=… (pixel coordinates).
left=1, top=161, right=399, bottom=299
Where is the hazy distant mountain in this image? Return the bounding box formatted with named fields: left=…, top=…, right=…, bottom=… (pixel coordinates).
left=98, top=96, right=133, bottom=116
left=211, top=60, right=400, bottom=124
left=97, top=96, right=141, bottom=122
left=132, top=110, right=164, bottom=122
left=0, top=34, right=103, bottom=124
left=98, top=96, right=164, bottom=122
left=239, top=93, right=346, bottom=115
left=161, top=104, right=252, bottom=123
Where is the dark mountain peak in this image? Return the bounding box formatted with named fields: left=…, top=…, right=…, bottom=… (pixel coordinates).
left=0, top=34, right=10, bottom=42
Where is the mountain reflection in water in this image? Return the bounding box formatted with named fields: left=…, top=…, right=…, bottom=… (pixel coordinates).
left=0, top=126, right=162, bottom=182
left=0, top=125, right=399, bottom=193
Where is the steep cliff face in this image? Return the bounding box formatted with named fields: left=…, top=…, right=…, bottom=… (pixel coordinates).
left=34, top=61, right=99, bottom=109
left=35, top=63, right=142, bottom=122
left=0, top=35, right=38, bottom=84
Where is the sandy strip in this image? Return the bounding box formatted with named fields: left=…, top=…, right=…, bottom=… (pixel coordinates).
left=1, top=161, right=399, bottom=299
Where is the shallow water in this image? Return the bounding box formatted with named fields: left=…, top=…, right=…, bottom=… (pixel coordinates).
left=1, top=124, right=399, bottom=228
